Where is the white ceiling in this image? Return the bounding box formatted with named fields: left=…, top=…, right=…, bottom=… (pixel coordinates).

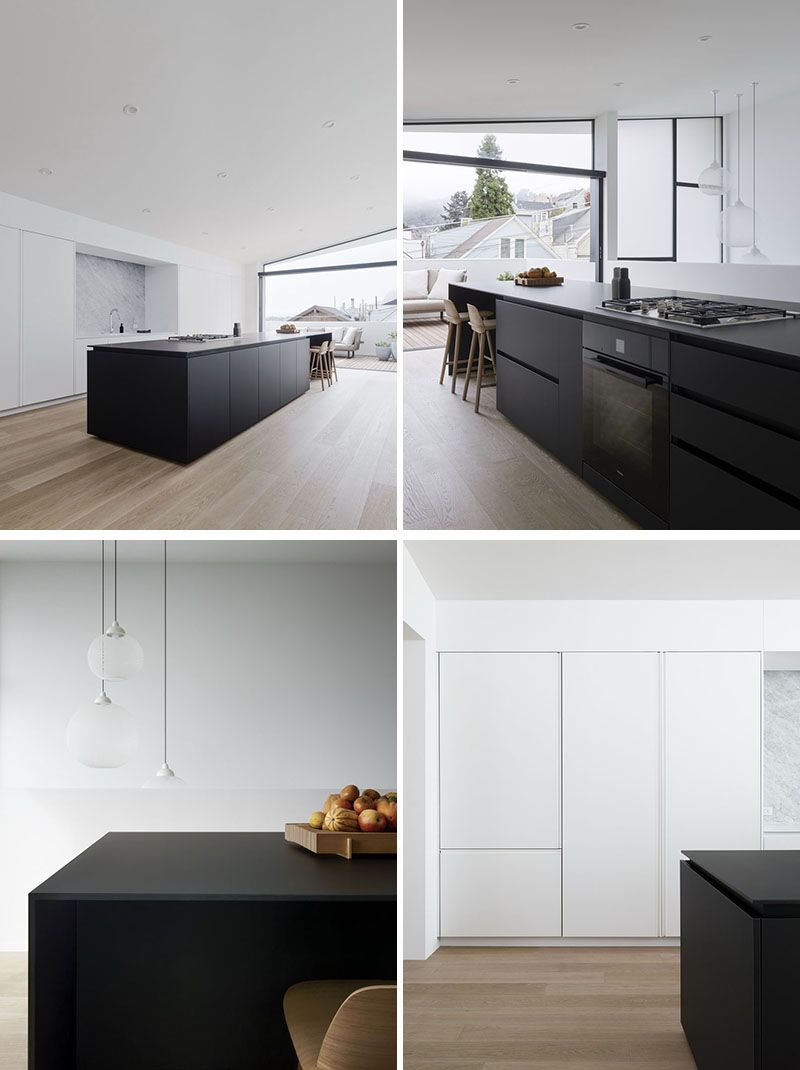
left=406, top=539, right=800, bottom=600
left=0, top=539, right=396, bottom=565
left=0, top=0, right=395, bottom=264
left=404, top=0, right=800, bottom=120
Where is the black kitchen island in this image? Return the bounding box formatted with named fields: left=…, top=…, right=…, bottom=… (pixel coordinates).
left=87, top=331, right=327, bottom=464
left=29, top=832, right=396, bottom=1070
left=681, top=850, right=800, bottom=1070
left=449, top=279, right=800, bottom=529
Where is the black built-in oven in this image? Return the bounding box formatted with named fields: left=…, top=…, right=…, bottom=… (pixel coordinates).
left=582, top=347, right=669, bottom=522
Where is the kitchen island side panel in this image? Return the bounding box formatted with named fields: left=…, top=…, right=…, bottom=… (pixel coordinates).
left=28, top=898, right=77, bottom=1070
left=759, top=918, right=800, bottom=1068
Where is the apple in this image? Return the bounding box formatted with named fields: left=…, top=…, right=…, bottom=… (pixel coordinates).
left=361, top=788, right=380, bottom=801
left=353, top=795, right=374, bottom=814
left=337, top=799, right=354, bottom=810
left=339, top=784, right=360, bottom=803
left=375, top=796, right=397, bottom=831
left=357, top=809, right=387, bottom=833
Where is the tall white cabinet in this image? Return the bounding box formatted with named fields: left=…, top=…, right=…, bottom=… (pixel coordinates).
left=562, top=653, right=661, bottom=937
left=21, top=232, right=75, bottom=405
left=663, top=652, right=761, bottom=936
left=0, top=225, right=21, bottom=411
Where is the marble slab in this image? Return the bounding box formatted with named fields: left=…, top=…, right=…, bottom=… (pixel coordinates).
left=76, top=253, right=145, bottom=337
left=763, top=670, right=800, bottom=825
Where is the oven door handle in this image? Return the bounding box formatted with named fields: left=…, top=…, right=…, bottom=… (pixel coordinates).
left=588, top=353, right=663, bottom=388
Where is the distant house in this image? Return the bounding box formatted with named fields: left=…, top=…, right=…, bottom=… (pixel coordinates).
left=551, top=206, right=591, bottom=245
left=426, top=215, right=556, bottom=259
left=553, top=188, right=588, bottom=211
left=290, top=304, right=353, bottom=321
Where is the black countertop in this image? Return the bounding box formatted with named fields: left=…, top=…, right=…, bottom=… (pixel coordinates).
left=30, top=832, right=396, bottom=902
left=685, top=850, right=800, bottom=917
left=89, top=330, right=325, bottom=358
left=452, top=279, right=800, bottom=362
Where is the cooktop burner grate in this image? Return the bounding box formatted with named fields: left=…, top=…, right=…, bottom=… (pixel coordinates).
left=599, top=297, right=791, bottom=328
left=168, top=333, right=233, bottom=343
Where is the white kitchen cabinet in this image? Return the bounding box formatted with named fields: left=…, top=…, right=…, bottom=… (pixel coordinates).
left=562, top=653, right=660, bottom=937
left=440, top=850, right=562, bottom=937
left=663, top=651, right=761, bottom=936
left=763, top=833, right=800, bottom=850
left=0, top=225, right=21, bottom=410
left=22, top=232, right=75, bottom=404
left=439, top=652, right=560, bottom=849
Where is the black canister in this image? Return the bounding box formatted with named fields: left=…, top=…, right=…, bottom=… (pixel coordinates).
left=611, top=267, right=621, bottom=300
left=618, top=267, right=631, bottom=300
left=233, top=322, right=241, bottom=337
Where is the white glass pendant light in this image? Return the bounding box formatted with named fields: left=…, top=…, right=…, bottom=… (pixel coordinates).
left=718, top=93, right=754, bottom=248
left=143, top=542, right=185, bottom=788
left=68, top=542, right=137, bottom=768
left=739, top=81, right=770, bottom=264
left=88, top=540, right=144, bottom=681
left=698, top=90, right=732, bottom=196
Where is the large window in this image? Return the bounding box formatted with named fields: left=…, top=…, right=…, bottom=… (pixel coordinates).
left=617, top=117, right=724, bottom=262
left=403, top=123, right=604, bottom=279
left=259, top=233, right=396, bottom=353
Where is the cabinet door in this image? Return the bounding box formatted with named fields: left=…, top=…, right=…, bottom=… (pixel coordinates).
left=187, top=353, right=231, bottom=461
left=440, top=652, right=560, bottom=849
left=296, top=339, right=310, bottom=395
left=664, top=652, right=761, bottom=936
left=0, top=225, right=20, bottom=410
left=280, top=340, right=298, bottom=406
left=562, top=653, right=660, bottom=937
left=495, top=354, right=559, bottom=457
left=229, top=347, right=259, bottom=435
left=440, top=850, right=562, bottom=937
left=258, top=345, right=281, bottom=418
left=496, top=301, right=560, bottom=379
left=22, top=232, right=75, bottom=404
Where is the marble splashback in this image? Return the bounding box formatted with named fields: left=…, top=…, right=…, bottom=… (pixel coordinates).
left=76, top=253, right=145, bottom=337
left=763, top=671, right=800, bottom=825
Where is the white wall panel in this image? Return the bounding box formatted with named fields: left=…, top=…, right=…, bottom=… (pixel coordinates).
left=0, top=224, right=21, bottom=410
left=21, top=231, right=74, bottom=403
left=764, top=602, right=800, bottom=653
left=440, top=850, right=561, bottom=937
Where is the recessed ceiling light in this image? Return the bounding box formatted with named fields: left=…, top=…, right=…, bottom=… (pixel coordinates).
left=322, top=119, right=336, bottom=129
left=572, top=22, right=590, bottom=30
left=141, top=207, right=151, bottom=213
left=38, top=167, right=53, bottom=176
left=366, top=205, right=375, bottom=211
left=350, top=174, right=360, bottom=181
left=122, top=104, right=139, bottom=116
left=613, top=81, right=624, bottom=87
left=240, top=245, right=247, bottom=250
left=201, top=231, right=209, bottom=236
left=298, top=227, right=305, bottom=232
left=698, top=34, right=712, bottom=41
left=216, top=171, right=229, bottom=179
left=506, top=77, right=519, bottom=85
left=266, top=206, right=275, bottom=212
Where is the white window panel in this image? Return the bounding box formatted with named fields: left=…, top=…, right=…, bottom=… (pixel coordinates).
left=618, top=120, right=674, bottom=258
left=677, top=117, right=722, bottom=185
left=677, top=186, right=723, bottom=263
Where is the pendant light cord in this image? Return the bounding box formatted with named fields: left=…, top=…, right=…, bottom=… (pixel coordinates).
left=163, top=540, right=168, bottom=766
left=100, top=540, right=105, bottom=691
left=752, top=82, right=758, bottom=247
left=736, top=94, right=742, bottom=201
left=114, top=540, right=118, bottom=620
left=711, top=89, right=717, bottom=156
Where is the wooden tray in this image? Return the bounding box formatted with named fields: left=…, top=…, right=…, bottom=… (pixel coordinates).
left=285, top=823, right=397, bottom=860
left=515, top=276, right=564, bottom=287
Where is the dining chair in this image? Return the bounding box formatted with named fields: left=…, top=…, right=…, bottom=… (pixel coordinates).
left=462, top=302, right=497, bottom=413
left=439, top=298, right=470, bottom=392
left=284, top=980, right=396, bottom=1070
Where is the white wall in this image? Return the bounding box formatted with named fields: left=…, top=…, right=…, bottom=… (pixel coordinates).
left=0, top=559, right=396, bottom=949
left=402, top=549, right=439, bottom=960
left=403, top=258, right=596, bottom=288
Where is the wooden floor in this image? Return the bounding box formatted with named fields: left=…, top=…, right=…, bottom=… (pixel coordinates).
left=404, top=321, right=448, bottom=351
left=0, top=368, right=396, bottom=530
left=0, top=954, right=25, bottom=1070
left=405, top=947, right=695, bottom=1070
left=339, top=353, right=397, bottom=372
left=403, top=347, right=636, bottom=530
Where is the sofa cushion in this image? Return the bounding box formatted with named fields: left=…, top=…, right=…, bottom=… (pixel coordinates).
left=428, top=267, right=466, bottom=300
left=340, top=326, right=358, bottom=346
left=403, top=268, right=429, bottom=300
left=403, top=298, right=446, bottom=314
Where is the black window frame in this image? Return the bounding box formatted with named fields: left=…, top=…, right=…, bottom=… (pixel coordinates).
left=617, top=116, right=724, bottom=264
left=402, top=119, right=606, bottom=282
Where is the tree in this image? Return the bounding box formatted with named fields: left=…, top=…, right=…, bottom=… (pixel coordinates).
left=469, top=135, right=515, bottom=219
left=441, top=190, right=470, bottom=224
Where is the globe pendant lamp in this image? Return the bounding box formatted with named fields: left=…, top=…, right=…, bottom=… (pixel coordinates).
left=698, top=90, right=732, bottom=196
left=718, top=93, right=754, bottom=248
left=739, top=81, right=770, bottom=264
left=88, top=540, right=144, bottom=681
left=68, top=542, right=137, bottom=768
left=143, top=542, right=185, bottom=788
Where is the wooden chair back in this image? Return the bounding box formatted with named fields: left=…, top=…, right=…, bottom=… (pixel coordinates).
left=467, top=303, right=488, bottom=334
left=442, top=298, right=462, bottom=325
left=316, top=984, right=396, bottom=1070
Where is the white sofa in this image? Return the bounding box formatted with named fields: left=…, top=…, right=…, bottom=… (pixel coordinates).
left=403, top=267, right=466, bottom=320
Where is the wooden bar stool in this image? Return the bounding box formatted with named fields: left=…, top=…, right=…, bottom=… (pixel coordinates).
left=284, top=981, right=396, bottom=1070
left=439, top=298, right=470, bottom=393
left=462, top=302, right=497, bottom=413
left=310, top=339, right=332, bottom=389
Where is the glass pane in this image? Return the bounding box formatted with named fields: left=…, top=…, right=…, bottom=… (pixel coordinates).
left=677, top=186, right=723, bottom=262
left=677, top=117, right=722, bottom=184
left=618, top=120, right=673, bottom=258
left=404, top=122, right=593, bottom=169
left=265, top=234, right=396, bottom=272
left=261, top=264, right=396, bottom=341
left=403, top=160, right=592, bottom=262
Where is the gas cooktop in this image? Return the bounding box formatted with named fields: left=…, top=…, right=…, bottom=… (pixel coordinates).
left=168, top=333, right=233, bottom=343
left=598, top=297, right=797, bottom=328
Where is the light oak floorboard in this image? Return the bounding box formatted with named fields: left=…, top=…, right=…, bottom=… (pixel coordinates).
left=0, top=369, right=396, bottom=530
left=0, top=954, right=26, bottom=1070
left=403, top=348, right=637, bottom=530
left=404, top=948, right=694, bottom=1070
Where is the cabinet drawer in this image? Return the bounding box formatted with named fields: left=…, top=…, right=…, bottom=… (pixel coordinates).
left=496, top=353, right=559, bottom=456
left=440, top=851, right=562, bottom=937
left=496, top=300, right=560, bottom=379
left=672, top=393, right=800, bottom=503
left=670, top=443, right=800, bottom=529
left=672, top=342, right=800, bottom=436
left=583, top=320, right=668, bottom=372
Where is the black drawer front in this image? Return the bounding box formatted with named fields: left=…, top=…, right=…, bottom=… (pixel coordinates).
left=582, top=320, right=667, bottom=372
left=496, top=353, right=559, bottom=456
left=672, top=342, right=800, bottom=436
left=670, top=444, right=800, bottom=529
left=672, top=393, right=800, bottom=502
left=496, top=301, right=560, bottom=380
